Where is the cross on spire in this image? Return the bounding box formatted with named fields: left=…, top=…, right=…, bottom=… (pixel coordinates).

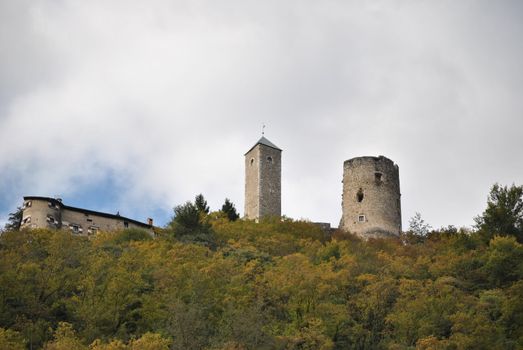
left=262, top=124, right=266, bottom=136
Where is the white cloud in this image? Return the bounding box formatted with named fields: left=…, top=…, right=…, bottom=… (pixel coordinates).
left=1, top=0, right=522, bottom=228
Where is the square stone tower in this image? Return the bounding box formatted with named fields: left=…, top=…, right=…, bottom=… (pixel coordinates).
left=244, top=136, right=282, bottom=220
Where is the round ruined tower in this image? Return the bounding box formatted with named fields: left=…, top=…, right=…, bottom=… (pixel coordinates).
left=340, top=156, right=401, bottom=239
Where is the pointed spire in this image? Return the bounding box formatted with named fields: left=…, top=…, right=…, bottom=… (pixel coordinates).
left=245, top=135, right=282, bottom=155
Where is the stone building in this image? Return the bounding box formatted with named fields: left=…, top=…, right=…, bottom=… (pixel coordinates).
left=20, top=196, right=154, bottom=235
left=244, top=136, right=282, bottom=220
left=340, top=156, right=401, bottom=239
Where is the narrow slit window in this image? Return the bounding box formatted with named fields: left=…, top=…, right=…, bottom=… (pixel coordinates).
left=250, top=158, right=254, bottom=166
left=357, top=188, right=364, bottom=202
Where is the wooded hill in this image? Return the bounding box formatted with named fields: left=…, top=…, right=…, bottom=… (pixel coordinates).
left=0, top=184, right=522, bottom=349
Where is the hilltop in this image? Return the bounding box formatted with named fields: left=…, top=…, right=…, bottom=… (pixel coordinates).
left=0, top=215, right=522, bottom=349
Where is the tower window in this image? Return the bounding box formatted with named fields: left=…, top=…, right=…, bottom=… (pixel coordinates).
left=358, top=215, right=366, bottom=222
left=357, top=188, right=364, bottom=202
left=250, top=158, right=254, bottom=166
left=375, top=172, right=382, bottom=183
left=267, top=156, right=273, bottom=164
left=124, top=221, right=129, bottom=228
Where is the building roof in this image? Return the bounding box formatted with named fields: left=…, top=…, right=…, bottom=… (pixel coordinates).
left=23, top=196, right=153, bottom=228
left=245, top=136, right=282, bottom=155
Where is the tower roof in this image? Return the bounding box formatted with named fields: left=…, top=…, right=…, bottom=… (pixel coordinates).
left=245, top=136, right=282, bottom=154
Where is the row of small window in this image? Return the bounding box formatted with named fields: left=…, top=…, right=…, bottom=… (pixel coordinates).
left=67, top=223, right=99, bottom=234
left=21, top=200, right=60, bottom=210
left=249, top=156, right=274, bottom=166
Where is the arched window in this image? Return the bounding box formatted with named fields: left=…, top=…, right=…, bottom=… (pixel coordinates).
left=250, top=158, right=254, bottom=166
left=267, top=156, right=273, bottom=164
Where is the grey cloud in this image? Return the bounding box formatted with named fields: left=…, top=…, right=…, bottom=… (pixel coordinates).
left=1, top=0, right=522, bottom=229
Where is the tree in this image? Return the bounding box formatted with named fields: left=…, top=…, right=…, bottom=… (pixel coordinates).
left=4, top=207, right=23, bottom=231
left=221, top=198, right=239, bottom=221
left=408, top=212, right=432, bottom=236
left=170, top=202, right=201, bottom=233
left=0, top=328, right=25, bottom=350
left=402, top=212, right=432, bottom=244
left=195, top=194, right=210, bottom=215
left=44, top=322, right=87, bottom=350
left=169, top=200, right=214, bottom=245
left=475, top=183, right=523, bottom=242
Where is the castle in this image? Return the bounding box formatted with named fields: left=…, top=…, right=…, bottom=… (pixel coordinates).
left=20, top=136, right=402, bottom=239
left=244, top=136, right=402, bottom=239
left=20, top=196, right=154, bottom=235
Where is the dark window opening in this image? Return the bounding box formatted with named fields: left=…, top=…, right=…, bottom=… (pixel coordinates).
left=357, top=188, right=364, bottom=202
left=358, top=215, right=366, bottom=222
left=267, top=156, right=273, bottom=164
left=124, top=221, right=129, bottom=228
left=375, top=172, right=382, bottom=183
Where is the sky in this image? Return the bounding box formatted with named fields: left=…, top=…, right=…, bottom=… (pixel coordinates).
left=1, top=0, right=522, bottom=230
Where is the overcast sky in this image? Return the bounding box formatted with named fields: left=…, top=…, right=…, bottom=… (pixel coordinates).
left=1, top=0, right=522, bottom=230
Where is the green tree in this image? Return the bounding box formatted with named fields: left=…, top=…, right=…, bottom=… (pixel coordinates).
left=169, top=200, right=214, bottom=246
left=475, top=183, right=523, bottom=242
left=221, top=198, right=240, bottom=221
left=3, top=207, right=23, bottom=231
left=195, top=194, right=210, bottom=215
left=171, top=202, right=201, bottom=232
left=403, top=212, right=432, bottom=244
left=408, top=212, right=432, bottom=236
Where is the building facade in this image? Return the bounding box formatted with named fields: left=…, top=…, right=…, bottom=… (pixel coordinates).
left=340, top=156, right=401, bottom=239
left=20, top=196, right=154, bottom=235
left=244, top=136, right=282, bottom=220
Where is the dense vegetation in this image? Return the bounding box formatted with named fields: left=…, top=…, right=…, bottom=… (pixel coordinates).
left=0, top=186, right=522, bottom=349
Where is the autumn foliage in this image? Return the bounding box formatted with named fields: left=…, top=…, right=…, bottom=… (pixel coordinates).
left=0, top=216, right=522, bottom=349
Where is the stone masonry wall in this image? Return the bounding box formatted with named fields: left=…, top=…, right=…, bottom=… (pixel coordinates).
left=20, top=198, right=153, bottom=236
left=258, top=145, right=281, bottom=218
left=21, top=198, right=61, bottom=229
left=244, top=144, right=281, bottom=220
left=340, top=156, right=401, bottom=239
left=60, top=209, right=151, bottom=235
left=244, top=146, right=260, bottom=219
